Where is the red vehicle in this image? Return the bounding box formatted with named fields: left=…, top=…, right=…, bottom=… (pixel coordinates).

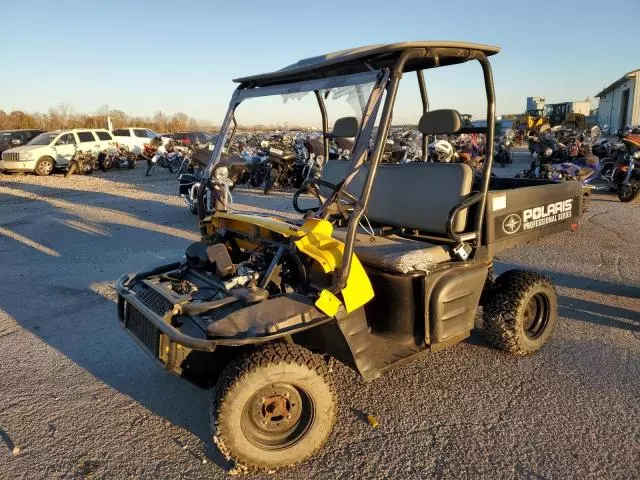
left=171, top=131, right=210, bottom=146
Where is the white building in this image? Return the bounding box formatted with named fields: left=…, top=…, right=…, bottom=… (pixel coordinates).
left=596, top=68, right=640, bottom=132
left=570, top=100, right=591, bottom=116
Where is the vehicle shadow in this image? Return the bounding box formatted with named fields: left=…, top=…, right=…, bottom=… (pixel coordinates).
left=0, top=181, right=235, bottom=469
left=1, top=286, right=232, bottom=470
left=558, top=295, right=640, bottom=331
left=495, top=262, right=640, bottom=299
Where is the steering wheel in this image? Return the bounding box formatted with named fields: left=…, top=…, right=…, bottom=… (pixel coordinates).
left=292, top=177, right=358, bottom=218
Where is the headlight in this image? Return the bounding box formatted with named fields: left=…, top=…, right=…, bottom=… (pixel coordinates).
left=21, top=151, right=35, bottom=160
left=633, top=151, right=640, bottom=160
left=214, top=166, right=229, bottom=180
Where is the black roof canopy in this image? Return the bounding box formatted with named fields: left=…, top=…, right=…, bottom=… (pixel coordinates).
left=234, top=41, right=500, bottom=87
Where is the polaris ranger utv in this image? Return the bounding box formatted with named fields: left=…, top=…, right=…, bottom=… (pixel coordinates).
left=116, top=42, right=585, bottom=470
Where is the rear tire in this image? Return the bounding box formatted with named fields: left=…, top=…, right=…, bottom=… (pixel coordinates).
left=35, top=156, right=54, bottom=176
left=211, top=343, right=335, bottom=471
left=483, top=270, right=557, bottom=355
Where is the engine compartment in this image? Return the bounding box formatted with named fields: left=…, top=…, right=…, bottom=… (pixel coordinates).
left=125, top=229, right=329, bottom=340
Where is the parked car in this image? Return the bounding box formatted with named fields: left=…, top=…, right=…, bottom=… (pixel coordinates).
left=171, top=131, right=210, bottom=146
left=0, top=128, right=113, bottom=175
left=0, top=129, right=44, bottom=154
left=111, top=127, right=167, bottom=155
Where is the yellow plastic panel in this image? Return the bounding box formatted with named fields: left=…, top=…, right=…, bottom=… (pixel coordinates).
left=296, top=219, right=374, bottom=314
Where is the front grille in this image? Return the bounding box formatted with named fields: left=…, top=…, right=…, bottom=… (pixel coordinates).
left=2, top=152, right=20, bottom=162
left=125, top=303, right=161, bottom=356
left=134, top=285, right=174, bottom=316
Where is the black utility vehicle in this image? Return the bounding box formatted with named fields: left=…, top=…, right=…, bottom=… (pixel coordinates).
left=115, top=42, right=585, bottom=471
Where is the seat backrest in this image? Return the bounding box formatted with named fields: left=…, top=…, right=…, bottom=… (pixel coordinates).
left=320, top=161, right=473, bottom=234
left=418, top=109, right=463, bottom=135
left=327, top=116, right=359, bottom=138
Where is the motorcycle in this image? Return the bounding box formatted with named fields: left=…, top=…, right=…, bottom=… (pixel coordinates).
left=98, top=143, right=136, bottom=171
left=64, top=149, right=98, bottom=177
left=613, top=133, right=640, bottom=202
left=178, top=156, right=234, bottom=214
left=293, top=137, right=326, bottom=187
left=495, top=129, right=514, bottom=167
left=532, top=131, right=567, bottom=163
left=263, top=139, right=298, bottom=194
left=245, top=150, right=271, bottom=188
left=145, top=138, right=184, bottom=176
left=334, top=137, right=355, bottom=160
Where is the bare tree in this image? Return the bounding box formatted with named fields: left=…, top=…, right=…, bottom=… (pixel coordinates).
left=0, top=105, right=212, bottom=133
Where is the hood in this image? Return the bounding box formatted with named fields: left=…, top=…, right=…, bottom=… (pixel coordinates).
left=2, top=145, right=45, bottom=154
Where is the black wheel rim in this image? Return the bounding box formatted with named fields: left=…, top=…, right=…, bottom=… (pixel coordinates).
left=523, top=293, right=550, bottom=339
left=241, top=383, right=314, bottom=451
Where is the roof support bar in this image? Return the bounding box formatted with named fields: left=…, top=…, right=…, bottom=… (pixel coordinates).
left=333, top=48, right=428, bottom=294
left=315, top=91, right=330, bottom=161
left=417, top=69, right=429, bottom=161
left=473, top=54, right=496, bottom=246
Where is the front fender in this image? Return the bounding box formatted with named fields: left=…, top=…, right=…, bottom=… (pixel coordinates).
left=295, top=219, right=374, bottom=316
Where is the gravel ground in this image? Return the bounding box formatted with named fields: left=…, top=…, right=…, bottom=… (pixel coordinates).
left=0, top=152, right=638, bottom=479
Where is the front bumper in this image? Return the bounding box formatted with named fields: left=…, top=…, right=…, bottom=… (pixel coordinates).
left=0, top=159, right=36, bottom=172
left=116, top=271, right=220, bottom=374
left=116, top=264, right=332, bottom=372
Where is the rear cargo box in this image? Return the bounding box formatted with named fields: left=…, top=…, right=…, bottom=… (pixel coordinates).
left=483, top=177, right=583, bottom=254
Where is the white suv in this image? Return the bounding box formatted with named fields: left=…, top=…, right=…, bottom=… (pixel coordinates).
left=0, top=128, right=114, bottom=176
left=111, top=127, right=164, bottom=155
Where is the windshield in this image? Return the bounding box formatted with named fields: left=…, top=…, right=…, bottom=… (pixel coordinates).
left=28, top=133, right=58, bottom=145
left=0, top=133, right=11, bottom=145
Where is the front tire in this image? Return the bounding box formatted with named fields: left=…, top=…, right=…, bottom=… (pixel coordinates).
left=168, top=156, right=181, bottom=174
left=483, top=270, right=557, bottom=355
left=618, top=180, right=639, bottom=203
left=35, top=156, right=54, bottom=176
left=64, top=162, right=77, bottom=178
left=211, top=343, right=335, bottom=471
left=99, top=153, right=112, bottom=172
left=264, top=167, right=279, bottom=195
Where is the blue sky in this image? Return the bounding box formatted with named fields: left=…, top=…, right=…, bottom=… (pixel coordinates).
left=2, top=0, right=639, bottom=126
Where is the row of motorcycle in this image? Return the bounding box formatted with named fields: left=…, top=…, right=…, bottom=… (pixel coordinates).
left=520, top=124, right=640, bottom=202
left=174, top=128, right=512, bottom=215
left=64, top=144, right=137, bottom=177
left=176, top=132, right=355, bottom=214
left=64, top=136, right=198, bottom=178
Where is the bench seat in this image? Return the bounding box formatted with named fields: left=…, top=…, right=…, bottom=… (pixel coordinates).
left=333, top=228, right=452, bottom=274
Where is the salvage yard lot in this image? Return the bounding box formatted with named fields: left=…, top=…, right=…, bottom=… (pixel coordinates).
left=0, top=153, right=639, bottom=479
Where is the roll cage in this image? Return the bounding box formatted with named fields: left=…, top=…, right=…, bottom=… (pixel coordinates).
left=199, top=42, right=500, bottom=294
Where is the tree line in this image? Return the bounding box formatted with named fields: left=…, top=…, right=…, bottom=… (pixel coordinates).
left=0, top=104, right=213, bottom=133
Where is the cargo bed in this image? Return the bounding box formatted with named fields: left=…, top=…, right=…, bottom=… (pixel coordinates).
left=480, top=176, right=587, bottom=254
